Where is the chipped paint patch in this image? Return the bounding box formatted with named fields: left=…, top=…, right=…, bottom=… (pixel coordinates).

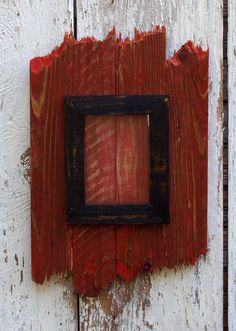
left=20, top=147, right=31, bottom=183
left=80, top=273, right=152, bottom=330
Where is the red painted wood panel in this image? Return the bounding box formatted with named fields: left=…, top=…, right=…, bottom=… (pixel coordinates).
left=30, top=28, right=208, bottom=296
left=31, top=32, right=117, bottom=290
left=31, top=38, right=75, bottom=283
left=115, top=31, right=208, bottom=280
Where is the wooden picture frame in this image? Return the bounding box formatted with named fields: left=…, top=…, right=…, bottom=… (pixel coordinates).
left=64, top=95, right=169, bottom=224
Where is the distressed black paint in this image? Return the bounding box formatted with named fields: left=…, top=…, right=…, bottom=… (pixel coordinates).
left=64, top=95, right=169, bottom=225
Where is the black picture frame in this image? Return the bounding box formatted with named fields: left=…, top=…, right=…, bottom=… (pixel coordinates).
left=64, top=95, right=169, bottom=225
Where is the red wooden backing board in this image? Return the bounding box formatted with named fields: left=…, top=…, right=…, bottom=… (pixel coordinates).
left=30, top=27, right=208, bottom=296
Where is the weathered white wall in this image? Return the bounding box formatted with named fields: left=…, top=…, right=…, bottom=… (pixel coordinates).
left=77, top=1, right=224, bottom=330
left=228, top=0, right=236, bottom=329
left=0, top=0, right=224, bottom=330
left=0, top=1, right=77, bottom=330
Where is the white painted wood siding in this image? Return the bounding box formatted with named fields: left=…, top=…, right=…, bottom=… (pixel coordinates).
left=0, top=1, right=76, bottom=330
left=76, top=1, right=223, bottom=330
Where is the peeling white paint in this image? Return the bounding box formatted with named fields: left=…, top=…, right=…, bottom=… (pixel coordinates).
left=0, top=1, right=77, bottom=330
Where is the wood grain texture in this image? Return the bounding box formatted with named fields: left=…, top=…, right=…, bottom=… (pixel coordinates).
left=31, top=31, right=117, bottom=296
left=84, top=115, right=117, bottom=205
left=115, top=30, right=208, bottom=281
left=31, top=36, right=76, bottom=284
left=115, top=115, right=150, bottom=204
left=31, top=29, right=208, bottom=297
left=84, top=114, right=149, bottom=205
left=70, top=35, right=117, bottom=296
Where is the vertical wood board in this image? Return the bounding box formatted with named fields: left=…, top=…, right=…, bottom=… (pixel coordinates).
left=115, top=30, right=208, bottom=282
left=31, top=33, right=117, bottom=296
left=0, top=1, right=77, bottom=330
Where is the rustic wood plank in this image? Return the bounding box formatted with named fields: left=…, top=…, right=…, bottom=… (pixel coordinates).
left=31, top=28, right=208, bottom=297
left=70, top=34, right=117, bottom=296
left=31, top=32, right=117, bottom=295
left=115, top=30, right=208, bottom=281
left=31, top=37, right=75, bottom=284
